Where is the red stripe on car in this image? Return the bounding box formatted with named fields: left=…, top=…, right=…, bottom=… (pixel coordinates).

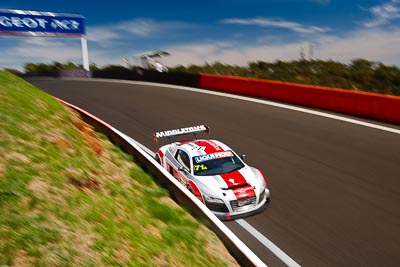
left=192, top=140, right=223, bottom=153
left=232, top=185, right=256, bottom=199
left=157, top=150, right=164, bottom=162
left=187, top=180, right=204, bottom=203
left=220, top=171, right=247, bottom=188
left=220, top=171, right=255, bottom=199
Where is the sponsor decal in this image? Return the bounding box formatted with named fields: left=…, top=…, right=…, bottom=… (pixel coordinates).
left=194, top=164, right=208, bottom=171
left=234, top=187, right=253, bottom=194
left=207, top=140, right=222, bottom=151
left=155, top=125, right=208, bottom=139
left=192, top=140, right=220, bottom=153
left=232, top=185, right=255, bottom=199
left=0, top=9, right=85, bottom=36
left=237, top=198, right=253, bottom=207
left=194, top=151, right=234, bottom=163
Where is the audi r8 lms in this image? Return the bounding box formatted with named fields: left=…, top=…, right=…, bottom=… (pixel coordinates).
left=153, top=125, right=270, bottom=220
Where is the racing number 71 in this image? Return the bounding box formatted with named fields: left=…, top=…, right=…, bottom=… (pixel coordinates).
left=194, top=164, right=208, bottom=171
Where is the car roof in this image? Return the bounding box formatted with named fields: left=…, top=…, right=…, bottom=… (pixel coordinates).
left=175, top=139, right=232, bottom=157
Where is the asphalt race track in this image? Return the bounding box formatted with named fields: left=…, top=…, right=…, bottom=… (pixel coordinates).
left=28, top=78, right=400, bottom=267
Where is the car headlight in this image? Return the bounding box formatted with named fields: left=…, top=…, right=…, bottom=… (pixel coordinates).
left=204, top=195, right=224, bottom=204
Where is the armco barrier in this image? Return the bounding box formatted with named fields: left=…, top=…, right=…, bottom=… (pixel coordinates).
left=92, top=68, right=200, bottom=88
left=199, top=73, right=400, bottom=125
left=57, top=98, right=267, bottom=267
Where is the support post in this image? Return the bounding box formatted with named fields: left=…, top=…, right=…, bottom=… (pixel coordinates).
left=81, top=37, right=90, bottom=71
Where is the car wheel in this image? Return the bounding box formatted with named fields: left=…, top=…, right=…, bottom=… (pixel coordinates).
left=186, top=185, right=193, bottom=194
left=155, top=154, right=161, bottom=165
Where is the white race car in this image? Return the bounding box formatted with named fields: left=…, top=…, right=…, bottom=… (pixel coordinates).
left=153, top=125, right=270, bottom=220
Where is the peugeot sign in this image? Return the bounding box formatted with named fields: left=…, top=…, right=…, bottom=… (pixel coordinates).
left=0, top=9, right=85, bottom=37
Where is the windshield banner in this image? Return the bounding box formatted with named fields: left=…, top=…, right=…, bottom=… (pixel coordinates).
left=194, top=151, right=234, bottom=163
left=0, top=9, right=85, bottom=37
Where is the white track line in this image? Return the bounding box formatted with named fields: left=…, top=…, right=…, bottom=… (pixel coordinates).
left=120, top=133, right=269, bottom=266
left=72, top=78, right=400, bottom=266
left=121, top=133, right=299, bottom=266
left=87, top=79, right=400, bottom=135
left=158, top=83, right=400, bottom=135
left=236, top=219, right=301, bottom=267
left=122, top=133, right=156, bottom=156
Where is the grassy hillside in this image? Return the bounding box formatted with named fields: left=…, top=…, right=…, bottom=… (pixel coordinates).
left=0, top=71, right=238, bottom=266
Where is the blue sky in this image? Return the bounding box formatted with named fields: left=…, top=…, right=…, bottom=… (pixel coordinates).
left=1, top=0, right=400, bottom=70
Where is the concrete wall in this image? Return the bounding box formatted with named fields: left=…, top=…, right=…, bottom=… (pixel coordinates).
left=199, top=73, right=400, bottom=125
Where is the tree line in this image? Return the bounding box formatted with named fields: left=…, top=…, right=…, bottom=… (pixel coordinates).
left=5, top=59, right=400, bottom=96
left=172, top=59, right=400, bottom=96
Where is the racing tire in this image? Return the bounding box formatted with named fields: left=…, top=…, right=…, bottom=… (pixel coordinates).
left=155, top=154, right=161, bottom=165
left=186, top=185, right=194, bottom=194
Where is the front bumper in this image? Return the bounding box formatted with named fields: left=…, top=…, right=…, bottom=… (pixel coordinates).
left=212, top=189, right=270, bottom=221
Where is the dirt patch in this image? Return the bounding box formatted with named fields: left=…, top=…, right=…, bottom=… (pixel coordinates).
left=27, top=177, right=68, bottom=208
left=71, top=229, right=100, bottom=264
left=69, top=109, right=103, bottom=155
left=114, top=240, right=132, bottom=265
left=0, top=162, right=5, bottom=176
left=28, top=177, right=50, bottom=198
left=11, top=249, right=35, bottom=267
left=50, top=135, right=71, bottom=150
left=199, top=228, right=240, bottom=267
left=66, top=168, right=101, bottom=191
left=4, top=151, right=30, bottom=164
left=144, top=224, right=163, bottom=240
left=159, top=196, right=181, bottom=210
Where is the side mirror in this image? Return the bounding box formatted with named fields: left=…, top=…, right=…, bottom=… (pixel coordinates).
left=241, top=154, right=247, bottom=161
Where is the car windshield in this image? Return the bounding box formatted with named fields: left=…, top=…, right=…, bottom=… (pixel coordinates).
left=192, top=151, right=245, bottom=176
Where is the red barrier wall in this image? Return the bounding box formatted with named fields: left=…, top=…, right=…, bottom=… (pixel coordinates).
left=199, top=73, right=400, bottom=125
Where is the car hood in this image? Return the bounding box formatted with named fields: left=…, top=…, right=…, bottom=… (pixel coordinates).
left=201, top=166, right=255, bottom=190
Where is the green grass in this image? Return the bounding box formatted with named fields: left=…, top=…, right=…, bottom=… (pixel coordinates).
left=0, top=71, right=238, bottom=267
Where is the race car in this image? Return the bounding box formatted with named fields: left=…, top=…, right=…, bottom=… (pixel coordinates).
left=153, top=124, right=270, bottom=220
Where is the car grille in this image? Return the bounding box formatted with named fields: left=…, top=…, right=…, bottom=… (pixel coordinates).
left=230, top=196, right=257, bottom=212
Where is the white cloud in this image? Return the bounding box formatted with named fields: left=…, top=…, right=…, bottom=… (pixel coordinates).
left=162, top=40, right=307, bottom=67
left=2, top=18, right=400, bottom=71
left=86, top=27, right=121, bottom=43
left=86, top=20, right=156, bottom=44
left=162, top=28, right=400, bottom=67
left=1, top=37, right=83, bottom=70
left=113, top=19, right=166, bottom=37
left=362, top=0, right=400, bottom=27
left=316, top=28, right=400, bottom=65
left=221, top=17, right=331, bottom=34
left=86, top=19, right=193, bottom=43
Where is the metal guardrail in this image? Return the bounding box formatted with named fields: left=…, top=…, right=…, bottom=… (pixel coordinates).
left=57, top=98, right=267, bottom=267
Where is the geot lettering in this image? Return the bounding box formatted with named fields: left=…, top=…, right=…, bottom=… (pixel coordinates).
left=0, top=15, right=80, bottom=30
